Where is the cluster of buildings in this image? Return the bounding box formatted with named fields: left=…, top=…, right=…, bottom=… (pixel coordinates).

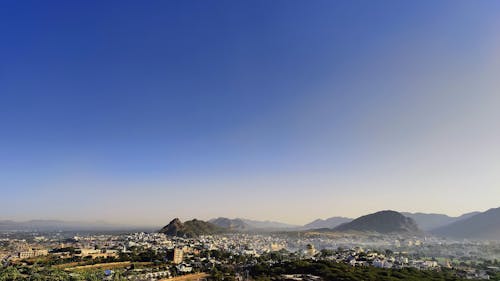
left=199, top=233, right=287, bottom=256
left=321, top=247, right=439, bottom=270
left=18, top=248, right=49, bottom=259
left=0, top=231, right=499, bottom=280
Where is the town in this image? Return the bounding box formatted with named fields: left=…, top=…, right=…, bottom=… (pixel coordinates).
left=1, top=230, right=499, bottom=280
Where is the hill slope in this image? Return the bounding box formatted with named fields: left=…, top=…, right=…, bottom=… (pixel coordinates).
left=209, top=217, right=251, bottom=231
left=431, top=207, right=500, bottom=240
left=159, top=218, right=224, bottom=237
left=402, top=212, right=480, bottom=231
left=240, top=219, right=300, bottom=230
left=334, top=210, right=421, bottom=234
left=304, top=217, right=352, bottom=229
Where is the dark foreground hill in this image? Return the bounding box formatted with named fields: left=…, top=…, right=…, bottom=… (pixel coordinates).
left=431, top=207, right=500, bottom=240
left=334, top=210, right=421, bottom=234
left=159, top=218, right=225, bottom=237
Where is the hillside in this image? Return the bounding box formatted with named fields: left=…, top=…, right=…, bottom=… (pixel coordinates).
left=304, top=217, right=352, bottom=229
left=431, top=207, right=500, bottom=240
left=159, top=218, right=225, bottom=237
left=209, top=217, right=251, bottom=231
left=334, top=210, right=421, bottom=234
left=240, top=219, right=300, bottom=230
left=402, top=212, right=480, bottom=231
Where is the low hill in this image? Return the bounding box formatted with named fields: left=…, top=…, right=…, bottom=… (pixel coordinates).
left=402, top=211, right=480, bottom=231
left=240, top=219, right=300, bottom=230
left=334, top=210, right=421, bottom=234
left=209, top=217, right=251, bottom=231
left=431, top=207, right=500, bottom=240
left=159, top=218, right=224, bottom=237
left=304, top=217, right=352, bottom=229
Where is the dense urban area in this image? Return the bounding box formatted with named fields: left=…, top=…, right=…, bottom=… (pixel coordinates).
left=1, top=228, right=500, bottom=281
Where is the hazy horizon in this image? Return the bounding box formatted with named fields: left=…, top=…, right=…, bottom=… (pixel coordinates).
left=1, top=1, right=499, bottom=226
left=0, top=206, right=495, bottom=227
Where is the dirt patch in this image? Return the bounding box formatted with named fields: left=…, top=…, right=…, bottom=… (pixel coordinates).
left=160, top=272, right=209, bottom=281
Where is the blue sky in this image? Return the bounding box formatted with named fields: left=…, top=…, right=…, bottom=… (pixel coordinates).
left=1, top=1, right=500, bottom=225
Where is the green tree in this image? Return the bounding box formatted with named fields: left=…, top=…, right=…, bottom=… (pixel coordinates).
left=0, top=267, right=22, bottom=281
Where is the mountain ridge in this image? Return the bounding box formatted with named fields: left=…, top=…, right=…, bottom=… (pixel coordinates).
left=402, top=211, right=480, bottom=231
left=304, top=217, right=352, bottom=229
left=209, top=217, right=251, bottom=231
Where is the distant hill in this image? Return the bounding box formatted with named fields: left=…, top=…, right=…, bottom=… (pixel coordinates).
left=207, top=218, right=301, bottom=232
left=402, top=212, right=480, bottom=231
left=240, top=219, right=300, bottom=230
left=304, top=217, right=352, bottom=229
left=209, top=218, right=251, bottom=231
left=159, top=218, right=224, bottom=237
left=457, top=212, right=481, bottom=220
left=431, top=207, right=500, bottom=240
left=0, top=219, right=149, bottom=232
left=334, top=210, right=421, bottom=234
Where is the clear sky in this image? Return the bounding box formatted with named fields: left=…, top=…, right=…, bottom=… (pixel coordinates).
left=1, top=1, right=499, bottom=226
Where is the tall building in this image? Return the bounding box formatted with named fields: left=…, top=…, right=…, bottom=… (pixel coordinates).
left=167, top=248, right=184, bottom=264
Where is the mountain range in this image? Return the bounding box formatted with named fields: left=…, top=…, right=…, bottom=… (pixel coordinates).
left=178, top=211, right=423, bottom=236
left=209, top=217, right=354, bottom=231
left=4, top=206, right=499, bottom=240
left=401, top=212, right=480, bottom=231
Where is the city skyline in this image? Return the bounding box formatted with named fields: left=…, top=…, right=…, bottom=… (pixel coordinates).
left=1, top=1, right=500, bottom=226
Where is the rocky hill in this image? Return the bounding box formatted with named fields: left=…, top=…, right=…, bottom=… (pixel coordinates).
left=159, top=218, right=225, bottom=237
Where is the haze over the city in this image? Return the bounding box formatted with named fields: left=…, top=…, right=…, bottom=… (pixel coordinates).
left=1, top=1, right=499, bottom=226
